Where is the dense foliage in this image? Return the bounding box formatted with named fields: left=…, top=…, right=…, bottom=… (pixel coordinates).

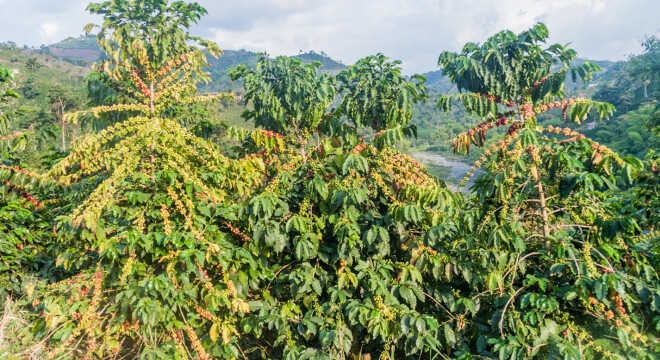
left=434, top=23, right=659, bottom=359
left=0, top=3, right=658, bottom=360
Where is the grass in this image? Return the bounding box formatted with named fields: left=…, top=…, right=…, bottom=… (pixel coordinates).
left=0, top=297, right=49, bottom=360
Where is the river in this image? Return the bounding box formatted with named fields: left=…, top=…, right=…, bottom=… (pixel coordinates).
left=412, top=152, right=480, bottom=192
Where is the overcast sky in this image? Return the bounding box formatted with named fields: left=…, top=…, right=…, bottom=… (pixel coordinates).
left=0, top=0, right=658, bottom=73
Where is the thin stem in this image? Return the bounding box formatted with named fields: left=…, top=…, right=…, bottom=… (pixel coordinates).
left=534, top=175, right=550, bottom=242
left=499, top=286, right=526, bottom=335
left=266, top=261, right=296, bottom=291
left=149, top=81, right=155, bottom=116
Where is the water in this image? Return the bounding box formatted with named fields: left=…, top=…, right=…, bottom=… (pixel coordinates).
left=413, top=152, right=479, bottom=192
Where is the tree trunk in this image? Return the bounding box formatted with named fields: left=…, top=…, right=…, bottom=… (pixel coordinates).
left=30, top=123, right=36, bottom=151
left=60, top=103, right=67, bottom=152
left=149, top=81, right=155, bottom=116
left=300, top=145, right=307, bottom=164
left=536, top=176, right=550, bottom=243
left=62, top=120, right=66, bottom=152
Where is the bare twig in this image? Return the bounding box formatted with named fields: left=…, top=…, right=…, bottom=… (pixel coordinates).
left=423, top=292, right=457, bottom=320
left=499, top=287, right=526, bottom=335
left=266, top=261, right=296, bottom=291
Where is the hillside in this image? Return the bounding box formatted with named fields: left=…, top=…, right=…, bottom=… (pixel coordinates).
left=295, top=51, right=346, bottom=72
left=42, top=37, right=348, bottom=93
left=201, top=49, right=347, bottom=93
left=0, top=45, right=89, bottom=88
left=5, top=35, right=650, bottom=163
left=46, top=35, right=101, bottom=66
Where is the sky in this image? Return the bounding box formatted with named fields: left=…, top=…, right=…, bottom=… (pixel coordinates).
left=0, top=0, right=658, bottom=74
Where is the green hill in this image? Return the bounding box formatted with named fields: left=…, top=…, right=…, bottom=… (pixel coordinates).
left=201, top=49, right=347, bottom=93
left=295, top=51, right=346, bottom=72
left=42, top=37, right=352, bottom=94
left=47, top=36, right=101, bottom=65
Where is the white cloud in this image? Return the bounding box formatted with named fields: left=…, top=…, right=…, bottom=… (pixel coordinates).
left=40, top=22, right=60, bottom=43
left=201, top=0, right=659, bottom=73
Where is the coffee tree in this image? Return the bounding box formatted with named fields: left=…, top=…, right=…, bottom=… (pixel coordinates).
left=337, top=53, right=427, bottom=149
left=28, top=1, right=267, bottom=359
left=436, top=23, right=659, bottom=358
left=81, top=0, right=221, bottom=118
left=0, top=65, right=54, bottom=306
left=228, top=56, right=336, bottom=162
left=229, top=56, right=336, bottom=137
left=225, top=54, right=466, bottom=359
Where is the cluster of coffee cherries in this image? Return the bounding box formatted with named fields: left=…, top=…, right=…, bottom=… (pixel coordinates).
left=90, top=103, right=148, bottom=118
left=156, top=52, right=191, bottom=77
left=3, top=180, right=42, bottom=209
left=352, top=143, right=370, bottom=154
left=49, top=268, right=105, bottom=359
left=223, top=221, right=250, bottom=242
left=545, top=125, right=585, bottom=139
left=171, top=329, right=189, bottom=359
left=154, top=53, right=194, bottom=92
left=252, top=129, right=285, bottom=154
left=611, top=292, right=632, bottom=325
left=415, top=243, right=438, bottom=256
left=195, top=305, right=215, bottom=321
left=590, top=141, right=610, bottom=154
left=530, top=76, right=549, bottom=92
left=380, top=341, right=394, bottom=360
left=119, top=255, right=134, bottom=284
left=465, top=111, right=517, bottom=137
left=506, top=122, right=522, bottom=136
left=0, top=164, right=41, bottom=178
left=261, top=129, right=284, bottom=139
left=129, top=69, right=151, bottom=98
left=377, top=148, right=437, bottom=191
left=0, top=132, right=23, bottom=142
left=184, top=325, right=210, bottom=360
left=473, top=92, right=515, bottom=108
left=454, top=114, right=522, bottom=155
left=521, top=103, right=536, bottom=119
left=459, top=132, right=520, bottom=187
left=374, top=295, right=398, bottom=322
left=534, top=99, right=574, bottom=114
left=160, top=203, right=172, bottom=235
left=587, top=293, right=646, bottom=345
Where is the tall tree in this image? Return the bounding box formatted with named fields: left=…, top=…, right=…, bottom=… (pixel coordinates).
left=35, top=2, right=263, bottom=359
left=25, top=57, right=42, bottom=73
left=627, top=36, right=660, bottom=99
left=47, top=83, right=82, bottom=151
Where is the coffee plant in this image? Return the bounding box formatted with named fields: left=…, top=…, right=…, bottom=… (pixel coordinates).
left=434, top=23, right=659, bottom=358
left=0, top=65, right=58, bottom=305
left=336, top=53, right=428, bottom=149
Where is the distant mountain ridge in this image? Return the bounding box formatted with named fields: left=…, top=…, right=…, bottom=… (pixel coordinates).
left=45, top=37, right=347, bottom=92
left=202, top=49, right=347, bottom=92
left=45, top=36, right=619, bottom=94
left=48, top=36, right=100, bottom=61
